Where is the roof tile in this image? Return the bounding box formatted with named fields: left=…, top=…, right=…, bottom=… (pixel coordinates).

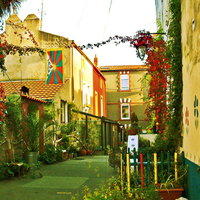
left=2, top=79, right=69, bottom=100
left=99, top=65, right=148, bottom=71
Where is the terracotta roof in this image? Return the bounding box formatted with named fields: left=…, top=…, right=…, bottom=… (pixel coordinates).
left=2, top=79, right=69, bottom=101
left=21, top=94, right=47, bottom=103
left=99, top=65, right=148, bottom=71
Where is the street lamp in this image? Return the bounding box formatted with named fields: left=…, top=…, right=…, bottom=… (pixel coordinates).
left=136, top=45, right=147, bottom=61
left=132, top=30, right=166, bottom=61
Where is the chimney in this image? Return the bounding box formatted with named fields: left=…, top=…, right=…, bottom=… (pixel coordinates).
left=94, top=54, right=98, bottom=67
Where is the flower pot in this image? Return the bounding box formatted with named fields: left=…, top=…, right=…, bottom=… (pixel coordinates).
left=68, top=153, right=74, bottom=159
left=155, top=188, right=184, bottom=200
left=62, top=150, right=68, bottom=160
left=79, top=149, right=87, bottom=156
left=86, top=150, right=93, bottom=155
left=128, top=128, right=138, bottom=135
left=24, top=151, right=38, bottom=167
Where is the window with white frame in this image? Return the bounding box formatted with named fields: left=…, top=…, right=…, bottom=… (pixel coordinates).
left=121, top=104, right=130, bottom=120
left=83, top=83, right=90, bottom=107
left=120, top=74, right=129, bottom=91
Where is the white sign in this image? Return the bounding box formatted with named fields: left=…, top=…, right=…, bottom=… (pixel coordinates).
left=127, top=135, right=138, bottom=163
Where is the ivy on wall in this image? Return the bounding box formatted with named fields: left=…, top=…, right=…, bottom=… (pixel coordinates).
left=166, top=0, right=183, bottom=150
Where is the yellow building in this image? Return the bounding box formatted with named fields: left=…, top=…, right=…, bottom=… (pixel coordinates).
left=156, top=0, right=200, bottom=198
left=181, top=1, right=200, bottom=198
left=0, top=13, right=109, bottom=153
left=0, top=13, right=104, bottom=119
left=99, top=64, right=149, bottom=129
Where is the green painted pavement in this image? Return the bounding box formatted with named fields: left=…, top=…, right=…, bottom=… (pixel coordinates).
left=22, top=176, right=89, bottom=189
left=0, top=155, right=117, bottom=200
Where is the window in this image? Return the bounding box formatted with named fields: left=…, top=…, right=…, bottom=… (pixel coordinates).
left=82, top=58, right=85, bottom=72
left=95, top=91, right=98, bottom=116
left=120, top=74, right=129, bottom=91
left=101, top=95, right=103, bottom=116
left=100, top=78, right=102, bottom=89
left=83, top=83, right=90, bottom=107
left=121, top=104, right=130, bottom=120
left=61, top=100, right=67, bottom=123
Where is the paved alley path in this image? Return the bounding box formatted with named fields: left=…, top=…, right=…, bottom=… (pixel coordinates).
left=0, top=155, right=117, bottom=200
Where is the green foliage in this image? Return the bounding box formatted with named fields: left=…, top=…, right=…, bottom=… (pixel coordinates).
left=60, top=123, right=74, bottom=135
left=6, top=94, right=23, bottom=141
left=71, top=176, right=161, bottom=200
left=0, top=0, right=23, bottom=18
left=75, top=120, right=100, bottom=151
left=132, top=184, right=161, bottom=200
left=145, top=112, right=156, bottom=134
left=140, top=72, right=151, bottom=101
left=139, top=136, right=150, bottom=148
left=68, top=102, right=79, bottom=123
left=30, top=161, right=43, bottom=179
left=38, top=144, right=56, bottom=165
left=166, top=0, right=183, bottom=149
left=25, top=113, right=40, bottom=152
left=130, top=112, right=138, bottom=125
left=38, top=143, right=62, bottom=164
left=0, top=158, right=30, bottom=180
left=60, top=134, right=70, bottom=149
left=0, top=162, right=14, bottom=180
left=43, top=108, right=54, bottom=123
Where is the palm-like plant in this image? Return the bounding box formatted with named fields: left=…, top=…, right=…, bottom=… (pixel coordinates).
left=25, top=113, right=40, bottom=152
left=0, top=0, right=24, bottom=18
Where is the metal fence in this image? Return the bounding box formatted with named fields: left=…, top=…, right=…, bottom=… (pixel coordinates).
left=72, top=109, right=123, bottom=150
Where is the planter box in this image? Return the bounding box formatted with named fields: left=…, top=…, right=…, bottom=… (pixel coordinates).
left=155, top=188, right=184, bottom=200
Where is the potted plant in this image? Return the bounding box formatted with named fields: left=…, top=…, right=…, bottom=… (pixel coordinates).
left=155, top=167, right=187, bottom=200
left=128, top=112, right=139, bottom=135
left=24, top=113, right=40, bottom=167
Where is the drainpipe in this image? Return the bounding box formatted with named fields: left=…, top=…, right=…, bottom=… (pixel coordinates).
left=71, top=41, right=74, bottom=102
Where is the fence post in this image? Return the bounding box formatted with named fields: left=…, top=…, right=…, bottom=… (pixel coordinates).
left=174, top=152, right=178, bottom=181
left=140, top=152, right=144, bottom=188
left=120, top=152, right=123, bottom=192
left=167, top=151, right=171, bottom=177
left=161, top=151, right=164, bottom=181
left=181, top=151, right=185, bottom=166
left=146, top=151, right=150, bottom=185
left=126, top=153, right=130, bottom=194
left=154, top=153, right=158, bottom=184
left=133, top=148, right=137, bottom=172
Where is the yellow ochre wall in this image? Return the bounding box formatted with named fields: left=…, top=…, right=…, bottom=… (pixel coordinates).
left=2, top=13, right=71, bottom=81
left=181, top=0, right=200, bottom=165
left=1, top=13, right=94, bottom=115
left=102, top=68, right=148, bottom=128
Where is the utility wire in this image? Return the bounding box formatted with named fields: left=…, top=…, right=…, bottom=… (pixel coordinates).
left=75, top=0, right=87, bottom=38
left=102, top=0, right=113, bottom=39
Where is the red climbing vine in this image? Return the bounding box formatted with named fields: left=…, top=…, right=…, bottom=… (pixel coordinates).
left=145, top=37, right=170, bottom=134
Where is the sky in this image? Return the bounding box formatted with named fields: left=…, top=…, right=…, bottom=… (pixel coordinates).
left=12, top=0, right=157, bottom=66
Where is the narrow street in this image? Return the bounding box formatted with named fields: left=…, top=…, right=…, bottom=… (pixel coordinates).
left=0, top=155, right=117, bottom=200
